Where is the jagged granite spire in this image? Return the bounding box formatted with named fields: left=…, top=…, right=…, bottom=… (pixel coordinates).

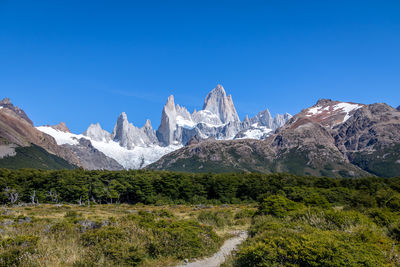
left=202, top=85, right=240, bottom=123
left=273, top=113, right=292, bottom=129
left=156, top=95, right=177, bottom=146
left=249, top=109, right=274, bottom=129
left=112, top=112, right=131, bottom=148
left=112, top=112, right=158, bottom=149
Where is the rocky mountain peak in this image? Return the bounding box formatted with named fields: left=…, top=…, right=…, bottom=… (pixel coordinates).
left=0, top=98, right=11, bottom=105
left=157, top=95, right=178, bottom=146
left=316, top=99, right=334, bottom=106
left=165, top=95, right=176, bottom=111
left=301, top=100, right=365, bottom=128
left=0, top=97, right=34, bottom=125
left=50, top=122, right=70, bottom=133
left=112, top=112, right=133, bottom=147
left=203, top=84, right=240, bottom=124
left=119, top=112, right=128, bottom=121
left=144, top=119, right=152, bottom=128
left=397, top=105, right=400, bottom=111
left=84, top=123, right=111, bottom=142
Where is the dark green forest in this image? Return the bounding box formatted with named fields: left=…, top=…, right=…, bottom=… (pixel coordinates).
left=1, top=168, right=400, bottom=208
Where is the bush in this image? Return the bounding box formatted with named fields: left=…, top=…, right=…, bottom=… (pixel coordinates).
left=0, top=235, right=40, bottom=266
left=366, top=208, right=396, bottom=227
left=303, top=193, right=331, bottom=208
left=258, top=195, right=300, bottom=217
left=148, top=219, right=221, bottom=259
left=234, top=208, right=256, bottom=219
left=80, top=226, right=125, bottom=247
left=235, top=216, right=396, bottom=267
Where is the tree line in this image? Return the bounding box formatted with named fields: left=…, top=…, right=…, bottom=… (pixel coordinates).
left=0, top=168, right=400, bottom=208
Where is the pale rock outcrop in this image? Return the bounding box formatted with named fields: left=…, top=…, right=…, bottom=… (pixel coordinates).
left=157, top=95, right=178, bottom=146
left=112, top=112, right=158, bottom=149
left=83, top=123, right=111, bottom=142
left=202, top=85, right=240, bottom=123
left=273, top=113, right=293, bottom=129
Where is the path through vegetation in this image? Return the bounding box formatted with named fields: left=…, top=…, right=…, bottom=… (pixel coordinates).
left=177, top=230, right=248, bottom=267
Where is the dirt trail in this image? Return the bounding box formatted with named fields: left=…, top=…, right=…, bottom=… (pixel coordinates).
left=176, top=230, right=248, bottom=267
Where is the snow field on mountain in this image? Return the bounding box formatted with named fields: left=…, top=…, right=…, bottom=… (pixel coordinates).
left=236, top=126, right=273, bottom=140
left=332, top=103, right=363, bottom=122
left=306, top=102, right=363, bottom=122
left=37, top=126, right=181, bottom=169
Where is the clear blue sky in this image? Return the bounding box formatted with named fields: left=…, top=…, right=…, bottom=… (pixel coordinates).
left=1, top=0, right=399, bottom=133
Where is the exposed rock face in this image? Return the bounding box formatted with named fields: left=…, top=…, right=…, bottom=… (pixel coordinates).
left=112, top=112, right=157, bottom=149
left=202, top=84, right=240, bottom=123
left=249, top=109, right=274, bottom=128
left=156, top=95, right=178, bottom=146
left=332, top=103, right=400, bottom=177
left=0, top=100, right=122, bottom=170
left=50, top=122, right=70, bottom=133
left=0, top=144, right=17, bottom=159
left=62, top=138, right=123, bottom=170
left=83, top=123, right=111, bottom=142
left=273, top=113, right=293, bottom=129
left=333, top=103, right=400, bottom=153
left=0, top=98, right=33, bottom=125
left=149, top=99, right=400, bottom=177
left=301, top=99, right=364, bottom=127
left=0, top=101, right=79, bottom=166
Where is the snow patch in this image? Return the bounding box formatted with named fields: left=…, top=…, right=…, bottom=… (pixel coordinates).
left=36, top=126, right=181, bottom=169
left=236, top=126, right=273, bottom=140
left=176, top=115, right=196, bottom=129
left=306, top=102, right=363, bottom=123
left=332, top=103, right=363, bottom=122
left=37, top=126, right=81, bottom=145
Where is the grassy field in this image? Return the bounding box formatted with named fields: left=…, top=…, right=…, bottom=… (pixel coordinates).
left=0, top=204, right=254, bottom=267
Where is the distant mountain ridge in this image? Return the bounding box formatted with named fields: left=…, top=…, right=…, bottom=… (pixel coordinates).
left=148, top=99, right=400, bottom=177
left=4, top=87, right=397, bottom=177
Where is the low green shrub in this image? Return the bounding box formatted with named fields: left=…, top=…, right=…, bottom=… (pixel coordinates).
left=0, top=235, right=40, bottom=266
left=235, top=215, right=397, bottom=267
left=258, top=195, right=300, bottom=217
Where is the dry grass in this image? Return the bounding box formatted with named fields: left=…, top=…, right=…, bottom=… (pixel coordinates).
left=0, top=204, right=255, bottom=266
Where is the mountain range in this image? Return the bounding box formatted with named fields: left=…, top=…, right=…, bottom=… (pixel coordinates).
left=0, top=85, right=291, bottom=170
left=148, top=99, right=400, bottom=178
left=1, top=86, right=399, bottom=177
